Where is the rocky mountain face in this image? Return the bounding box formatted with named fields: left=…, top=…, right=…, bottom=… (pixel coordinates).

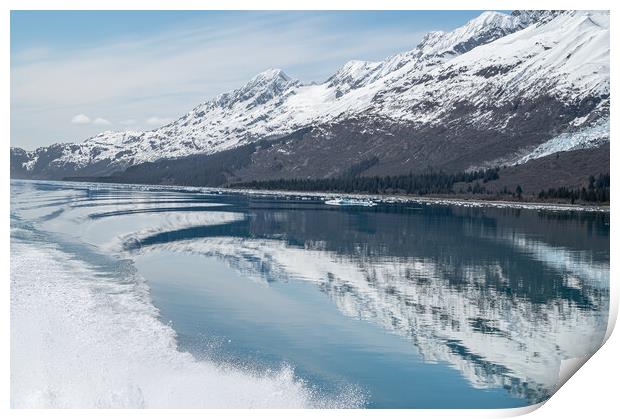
left=11, top=10, right=610, bottom=189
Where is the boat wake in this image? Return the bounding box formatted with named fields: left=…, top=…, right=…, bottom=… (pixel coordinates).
left=10, top=223, right=364, bottom=408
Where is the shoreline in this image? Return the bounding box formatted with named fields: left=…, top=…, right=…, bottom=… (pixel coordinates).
left=11, top=178, right=610, bottom=213
left=224, top=187, right=610, bottom=213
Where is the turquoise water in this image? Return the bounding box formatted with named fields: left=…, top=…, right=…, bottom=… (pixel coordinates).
left=10, top=179, right=610, bottom=408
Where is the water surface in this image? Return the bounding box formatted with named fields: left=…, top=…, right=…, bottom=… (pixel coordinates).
left=10, top=180, right=610, bottom=408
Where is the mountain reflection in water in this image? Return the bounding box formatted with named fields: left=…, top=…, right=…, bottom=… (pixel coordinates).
left=11, top=180, right=610, bottom=406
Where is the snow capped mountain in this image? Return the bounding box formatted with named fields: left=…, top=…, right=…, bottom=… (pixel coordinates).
left=326, top=10, right=538, bottom=97
left=415, top=11, right=528, bottom=59
left=212, top=68, right=299, bottom=109
left=326, top=60, right=383, bottom=97
left=373, top=11, right=609, bottom=125
left=12, top=10, right=609, bottom=182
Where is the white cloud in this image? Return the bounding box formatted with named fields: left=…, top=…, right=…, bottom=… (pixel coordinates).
left=70, top=114, right=110, bottom=126
left=120, top=119, right=136, bottom=125
left=70, top=114, right=91, bottom=125
left=146, top=116, right=173, bottom=126
left=92, top=117, right=112, bottom=125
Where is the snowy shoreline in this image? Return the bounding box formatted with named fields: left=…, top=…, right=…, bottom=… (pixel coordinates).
left=223, top=187, right=610, bottom=213
left=11, top=178, right=609, bottom=213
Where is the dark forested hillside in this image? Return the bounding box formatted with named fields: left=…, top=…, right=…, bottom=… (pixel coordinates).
left=232, top=168, right=500, bottom=196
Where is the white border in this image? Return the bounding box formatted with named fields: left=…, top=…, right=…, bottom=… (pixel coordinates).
left=3, top=1, right=617, bottom=418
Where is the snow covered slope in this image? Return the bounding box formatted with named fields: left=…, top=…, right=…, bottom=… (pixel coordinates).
left=11, top=10, right=609, bottom=180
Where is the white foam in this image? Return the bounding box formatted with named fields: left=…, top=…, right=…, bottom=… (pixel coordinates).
left=10, top=232, right=363, bottom=408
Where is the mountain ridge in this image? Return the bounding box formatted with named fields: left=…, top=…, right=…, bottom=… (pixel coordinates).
left=11, top=10, right=609, bottom=191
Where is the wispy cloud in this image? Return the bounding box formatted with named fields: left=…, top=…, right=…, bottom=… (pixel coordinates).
left=93, top=117, right=112, bottom=126
left=11, top=11, right=433, bottom=149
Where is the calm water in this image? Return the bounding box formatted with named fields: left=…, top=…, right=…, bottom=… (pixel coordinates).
left=10, top=179, right=610, bottom=408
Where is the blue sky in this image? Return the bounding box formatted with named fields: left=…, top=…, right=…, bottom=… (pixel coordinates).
left=11, top=10, right=493, bottom=149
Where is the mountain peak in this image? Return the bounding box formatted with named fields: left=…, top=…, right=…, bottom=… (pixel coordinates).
left=326, top=60, right=383, bottom=96
left=474, top=10, right=510, bottom=23
left=211, top=68, right=298, bottom=109
left=511, top=10, right=563, bottom=26
left=240, top=68, right=297, bottom=94
left=249, top=68, right=291, bottom=83
left=415, top=10, right=530, bottom=60
left=340, top=60, right=380, bottom=70
left=329, top=60, right=382, bottom=81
